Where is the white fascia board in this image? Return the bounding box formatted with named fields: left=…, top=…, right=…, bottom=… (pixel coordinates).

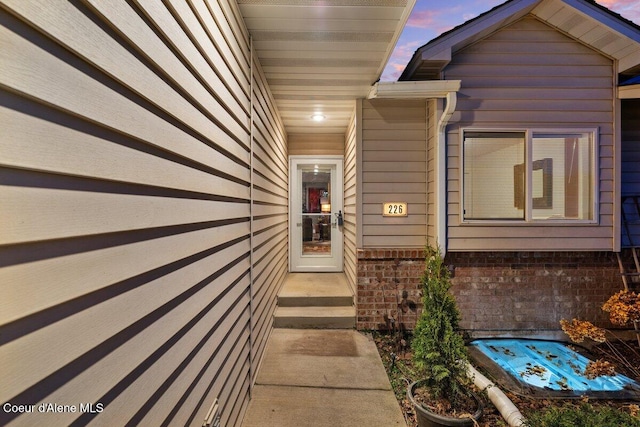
left=619, top=84, right=640, bottom=99
left=367, top=80, right=461, bottom=99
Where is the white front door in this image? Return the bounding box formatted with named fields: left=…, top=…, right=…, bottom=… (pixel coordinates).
left=290, top=156, right=343, bottom=272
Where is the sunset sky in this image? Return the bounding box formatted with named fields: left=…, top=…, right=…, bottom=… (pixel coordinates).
left=381, top=0, right=640, bottom=81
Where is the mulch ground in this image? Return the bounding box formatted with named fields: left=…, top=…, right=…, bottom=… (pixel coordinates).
left=373, top=331, right=640, bottom=427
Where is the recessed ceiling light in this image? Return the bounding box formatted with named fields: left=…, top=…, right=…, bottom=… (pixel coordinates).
left=311, top=113, right=326, bottom=122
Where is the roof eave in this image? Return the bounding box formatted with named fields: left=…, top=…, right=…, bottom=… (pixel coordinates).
left=562, top=0, right=640, bottom=43
left=547, top=0, right=640, bottom=72
left=400, top=0, right=540, bottom=80
left=400, top=0, right=640, bottom=80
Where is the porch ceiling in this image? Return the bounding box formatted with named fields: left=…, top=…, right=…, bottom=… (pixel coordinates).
left=237, top=0, right=415, bottom=136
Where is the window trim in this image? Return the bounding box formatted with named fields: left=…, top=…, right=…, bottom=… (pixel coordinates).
left=460, top=127, right=599, bottom=225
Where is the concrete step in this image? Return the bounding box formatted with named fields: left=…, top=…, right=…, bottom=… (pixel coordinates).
left=274, top=306, right=356, bottom=329
left=278, top=294, right=353, bottom=307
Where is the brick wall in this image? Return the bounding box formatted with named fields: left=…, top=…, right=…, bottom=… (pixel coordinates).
left=356, top=249, right=624, bottom=335
left=447, top=251, right=622, bottom=334
left=356, top=249, right=424, bottom=330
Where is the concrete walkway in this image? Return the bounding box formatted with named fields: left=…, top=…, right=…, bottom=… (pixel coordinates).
left=241, top=328, right=406, bottom=427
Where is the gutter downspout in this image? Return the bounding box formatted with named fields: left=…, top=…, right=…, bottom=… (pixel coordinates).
left=467, top=364, right=526, bottom=426
left=436, top=91, right=457, bottom=254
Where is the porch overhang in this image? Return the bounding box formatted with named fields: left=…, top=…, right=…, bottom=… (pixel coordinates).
left=238, top=0, right=416, bottom=136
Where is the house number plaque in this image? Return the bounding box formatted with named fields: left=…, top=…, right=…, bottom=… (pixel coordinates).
left=383, top=202, right=408, bottom=217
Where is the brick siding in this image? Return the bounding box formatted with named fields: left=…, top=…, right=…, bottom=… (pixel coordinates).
left=447, top=252, right=622, bottom=334
left=356, top=249, right=624, bottom=334
left=356, top=249, right=424, bottom=330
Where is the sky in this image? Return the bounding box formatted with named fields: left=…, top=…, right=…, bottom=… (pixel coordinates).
left=381, top=0, right=640, bottom=81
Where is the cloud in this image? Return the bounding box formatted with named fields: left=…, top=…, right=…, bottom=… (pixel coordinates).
left=597, top=0, right=640, bottom=23
left=381, top=40, right=423, bottom=81
left=406, top=9, right=439, bottom=28
left=391, top=40, right=423, bottom=65
left=406, top=5, right=466, bottom=35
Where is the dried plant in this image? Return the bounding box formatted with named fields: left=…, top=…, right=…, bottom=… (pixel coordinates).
left=560, top=319, right=606, bottom=343
left=584, top=359, right=617, bottom=379
left=602, top=290, right=640, bottom=326
left=560, top=285, right=640, bottom=381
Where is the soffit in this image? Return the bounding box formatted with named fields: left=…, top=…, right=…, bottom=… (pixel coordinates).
left=531, top=0, right=640, bottom=72
left=238, top=0, right=415, bottom=135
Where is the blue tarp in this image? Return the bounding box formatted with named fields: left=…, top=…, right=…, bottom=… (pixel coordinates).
left=471, top=339, right=638, bottom=392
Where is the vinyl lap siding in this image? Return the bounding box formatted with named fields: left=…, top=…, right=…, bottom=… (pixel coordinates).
left=361, top=99, right=427, bottom=247
left=344, top=109, right=357, bottom=294
left=288, top=133, right=344, bottom=156
left=444, top=17, right=615, bottom=251
left=249, top=52, right=288, bottom=384
left=0, top=1, right=286, bottom=426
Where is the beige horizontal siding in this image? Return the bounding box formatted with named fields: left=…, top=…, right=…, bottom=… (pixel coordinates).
left=445, top=16, right=615, bottom=252
left=360, top=99, right=427, bottom=248
left=1, top=188, right=249, bottom=245
left=288, top=133, right=344, bottom=155
left=448, top=226, right=613, bottom=239
left=249, top=49, right=288, bottom=389
left=344, top=108, right=358, bottom=294
left=0, top=1, right=285, bottom=427
left=446, top=238, right=614, bottom=251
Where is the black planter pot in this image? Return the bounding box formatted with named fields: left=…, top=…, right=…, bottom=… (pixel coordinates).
left=407, top=381, right=483, bottom=427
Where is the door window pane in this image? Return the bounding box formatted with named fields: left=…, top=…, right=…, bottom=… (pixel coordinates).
left=301, top=166, right=331, bottom=255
